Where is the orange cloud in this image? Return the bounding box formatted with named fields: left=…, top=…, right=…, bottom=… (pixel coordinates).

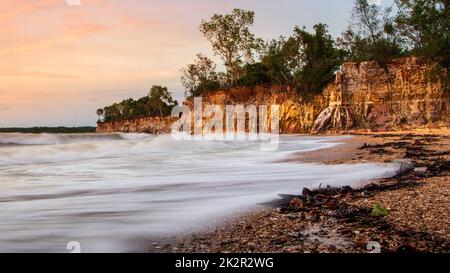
left=0, top=70, right=79, bottom=79
left=0, top=22, right=112, bottom=56
left=0, top=0, right=59, bottom=30
left=0, top=0, right=149, bottom=57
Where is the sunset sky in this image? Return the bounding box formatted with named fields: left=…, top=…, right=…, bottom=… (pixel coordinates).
left=0, top=0, right=392, bottom=127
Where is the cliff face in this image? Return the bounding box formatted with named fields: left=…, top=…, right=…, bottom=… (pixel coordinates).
left=97, top=57, right=449, bottom=134
left=96, top=116, right=175, bottom=134
left=185, top=86, right=327, bottom=134
left=313, top=57, right=449, bottom=133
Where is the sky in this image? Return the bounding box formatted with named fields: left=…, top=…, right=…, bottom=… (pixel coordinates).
left=0, top=0, right=392, bottom=127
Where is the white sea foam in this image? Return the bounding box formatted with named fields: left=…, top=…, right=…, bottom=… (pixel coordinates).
left=0, top=133, right=399, bottom=252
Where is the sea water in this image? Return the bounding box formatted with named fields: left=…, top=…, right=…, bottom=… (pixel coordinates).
left=0, top=133, right=398, bottom=252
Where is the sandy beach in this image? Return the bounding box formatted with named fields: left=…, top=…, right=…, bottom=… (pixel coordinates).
left=145, top=129, right=449, bottom=253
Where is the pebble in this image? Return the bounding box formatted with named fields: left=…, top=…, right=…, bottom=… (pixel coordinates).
left=414, top=167, right=428, bottom=173
left=287, top=213, right=299, bottom=219
left=248, top=242, right=256, bottom=251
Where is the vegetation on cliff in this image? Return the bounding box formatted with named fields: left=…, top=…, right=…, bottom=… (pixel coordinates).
left=182, top=0, right=448, bottom=95
left=97, top=85, right=178, bottom=123
left=98, top=0, right=449, bottom=123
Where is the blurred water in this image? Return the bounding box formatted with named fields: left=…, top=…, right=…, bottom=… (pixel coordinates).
left=0, top=133, right=398, bottom=252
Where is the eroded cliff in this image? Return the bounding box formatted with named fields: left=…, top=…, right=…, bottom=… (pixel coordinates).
left=312, top=57, right=449, bottom=133
left=96, top=116, right=175, bottom=134
left=96, top=57, right=449, bottom=134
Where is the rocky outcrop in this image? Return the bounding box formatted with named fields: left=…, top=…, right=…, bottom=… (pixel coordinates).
left=96, top=116, right=175, bottom=134
left=312, top=57, right=449, bottom=133
left=97, top=57, right=449, bottom=134
left=188, top=86, right=327, bottom=134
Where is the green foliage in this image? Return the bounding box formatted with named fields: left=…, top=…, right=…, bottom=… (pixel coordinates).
left=181, top=54, right=221, bottom=98
left=293, top=24, right=346, bottom=93
left=395, top=0, right=449, bottom=91
left=148, top=85, right=176, bottom=116
left=259, top=24, right=345, bottom=93
left=395, top=0, right=449, bottom=63
left=260, top=36, right=301, bottom=87
left=99, top=86, right=177, bottom=122
left=199, top=8, right=263, bottom=85
left=236, top=62, right=272, bottom=87
left=371, top=203, right=389, bottom=217
left=337, top=0, right=407, bottom=63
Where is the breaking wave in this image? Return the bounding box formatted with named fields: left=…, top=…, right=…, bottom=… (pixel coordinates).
left=0, top=132, right=150, bottom=146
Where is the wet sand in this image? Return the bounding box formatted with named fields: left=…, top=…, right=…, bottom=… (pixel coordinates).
left=144, top=129, right=449, bottom=253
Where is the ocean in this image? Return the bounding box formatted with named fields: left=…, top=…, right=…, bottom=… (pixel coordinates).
left=0, top=133, right=398, bottom=252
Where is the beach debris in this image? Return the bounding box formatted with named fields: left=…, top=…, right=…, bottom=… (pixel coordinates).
left=288, top=197, right=304, bottom=209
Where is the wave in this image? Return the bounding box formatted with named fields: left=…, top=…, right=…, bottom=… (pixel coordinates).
left=0, top=133, right=345, bottom=166
left=0, top=133, right=399, bottom=252
left=0, top=132, right=151, bottom=145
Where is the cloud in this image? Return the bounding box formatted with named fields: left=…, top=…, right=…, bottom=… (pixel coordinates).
left=0, top=0, right=59, bottom=30
left=0, top=0, right=133, bottom=57
left=0, top=71, right=79, bottom=79
left=0, top=21, right=112, bottom=57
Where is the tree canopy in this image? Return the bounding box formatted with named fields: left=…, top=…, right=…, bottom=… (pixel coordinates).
left=199, top=8, right=262, bottom=85
left=337, top=0, right=406, bottom=63
left=97, top=86, right=177, bottom=122
left=181, top=54, right=221, bottom=98
left=395, top=0, right=449, bottom=68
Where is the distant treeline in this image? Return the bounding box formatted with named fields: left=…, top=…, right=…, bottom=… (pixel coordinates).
left=0, top=127, right=96, bottom=134
left=97, top=0, right=449, bottom=123
left=97, top=85, right=178, bottom=123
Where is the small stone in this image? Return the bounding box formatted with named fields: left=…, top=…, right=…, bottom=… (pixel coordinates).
left=414, top=167, right=428, bottom=173
left=300, top=212, right=306, bottom=220
left=287, top=213, right=299, bottom=219
left=248, top=242, right=256, bottom=251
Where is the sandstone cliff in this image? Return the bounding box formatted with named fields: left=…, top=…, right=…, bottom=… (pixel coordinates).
left=184, top=86, right=327, bottom=134
left=312, top=57, right=449, bottom=133
left=96, top=57, right=449, bottom=134
left=96, top=116, right=175, bottom=134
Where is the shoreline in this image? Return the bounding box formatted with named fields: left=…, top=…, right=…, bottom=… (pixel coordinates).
left=144, top=129, right=449, bottom=253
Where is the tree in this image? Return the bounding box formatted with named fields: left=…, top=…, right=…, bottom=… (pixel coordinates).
left=338, top=0, right=406, bottom=62
left=199, top=8, right=262, bottom=85
left=260, top=24, right=344, bottom=93
left=148, top=85, right=176, bottom=116
left=395, top=0, right=449, bottom=68
left=294, top=24, right=346, bottom=94
left=260, top=36, right=302, bottom=87
left=237, top=62, right=272, bottom=87
left=98, top=86, right=177, bottom=122
left=181, top=54, right=221, bottom=98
